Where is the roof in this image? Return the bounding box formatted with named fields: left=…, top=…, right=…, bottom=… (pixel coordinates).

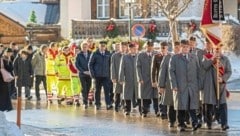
left=0, top=0, right=59, bottom=26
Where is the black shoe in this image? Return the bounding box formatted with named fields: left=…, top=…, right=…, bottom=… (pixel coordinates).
left=27, top=96, right=32, bottom=100
left=107, top=105, right=113, bottom=110
left=124, top=111, right=130, bottom=116
left=169, top=122, right=174, bottom=128
left=37, top=97, right=41, bottom=101
left=76, top=102, right=80, bottom=107
left=222, top=125, right=229, bottom=131
left=142, top=113, right=147, bottom=118
left=155, top=111, right=160, bottom=117
left=161, top=114, right=168, bottom=119
left=177, top=126, right=185, bottom=132
left=96, top=105, right=101, bottom=110
left=66, top=101, right=73, bottom=105
left=115, top=108, right=119, bottom=112
left=83, top=104, right=88, bottom=109
left=192, top=124, right=200, bottom=131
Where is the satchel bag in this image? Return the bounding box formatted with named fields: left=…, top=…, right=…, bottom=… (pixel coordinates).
left=0, top=58, right=14, bottom=82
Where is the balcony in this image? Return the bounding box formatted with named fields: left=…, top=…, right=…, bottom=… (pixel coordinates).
left=40, top=0, right=59, bottom=4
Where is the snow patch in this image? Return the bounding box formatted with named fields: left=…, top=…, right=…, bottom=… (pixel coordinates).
left=0, top=112, right=23, bottom=136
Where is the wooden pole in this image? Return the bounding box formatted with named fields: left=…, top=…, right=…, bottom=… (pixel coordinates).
left=16, top=96, right=21, bottom=128
left=216, top=57, right=220, bottom=108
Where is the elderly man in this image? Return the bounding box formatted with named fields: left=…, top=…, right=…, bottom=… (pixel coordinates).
left=169, top=40, right=201, bottom=131
left=201, top=44, right=232, bottom=130
left=89, top=41, right=112, bottom=110
left=111, top=42, right=128, bottom=112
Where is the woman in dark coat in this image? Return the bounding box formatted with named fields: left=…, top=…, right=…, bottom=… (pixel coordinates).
left=0, top=48, right=14, bottom=111
left=13, top=49, right=33, bottom=99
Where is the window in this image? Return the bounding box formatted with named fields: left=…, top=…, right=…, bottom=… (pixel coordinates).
left=119, top=0, right=142, bottom=18
left=97, top=0, right=110, bottom=19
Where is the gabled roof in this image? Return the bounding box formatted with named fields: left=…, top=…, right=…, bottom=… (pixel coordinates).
left=0, top=0, right=59, bottom=26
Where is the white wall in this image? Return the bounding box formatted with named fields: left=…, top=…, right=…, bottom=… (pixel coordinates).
left=224, top=0, right=238, bottom=19
left=60, top=0, right=91, bottom=38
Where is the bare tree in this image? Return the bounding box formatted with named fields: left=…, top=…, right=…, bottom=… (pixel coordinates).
left=154, top=0, right=192, bottom=46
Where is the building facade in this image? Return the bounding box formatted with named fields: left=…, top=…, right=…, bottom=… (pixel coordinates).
left=60, top=0, right=239, bottom=38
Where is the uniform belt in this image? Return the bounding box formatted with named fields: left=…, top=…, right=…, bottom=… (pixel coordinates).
left=47, top=74, right=56, bottom=76
left=58, top=79, right=71, bottom=81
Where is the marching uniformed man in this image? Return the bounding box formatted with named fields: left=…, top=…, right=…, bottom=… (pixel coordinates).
left=158, top=41, right=176, bottom=127
left=111, top=42, right=128, bottom=112
left=137, top=41, right=158, bottom=117
left=119, top=43, right=139, bottom=115
left=169, top=40, right=201, bottom=131
left=201, top=44, right=232, bottom=130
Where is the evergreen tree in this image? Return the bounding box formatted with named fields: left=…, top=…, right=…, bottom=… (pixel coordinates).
left=29, top=10, right=37, bottom=23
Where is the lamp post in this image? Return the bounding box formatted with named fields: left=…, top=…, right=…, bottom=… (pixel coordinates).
left=125, top=0, right=135, bottom=41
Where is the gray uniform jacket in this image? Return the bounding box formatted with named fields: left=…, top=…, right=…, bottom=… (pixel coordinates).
left=158, top=53, right=173, bottom=106
left=119, top=54, right=138, bottom=100
left=169, top=53, right=200, bottom=110
left=137, top=52, right=158, bottom=99
left=111, top=52, right=123, bottom=94
left=201, top=55, right=232, bottom=104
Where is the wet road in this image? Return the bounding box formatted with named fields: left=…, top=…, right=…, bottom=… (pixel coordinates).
left=5, top=92, right=240, bottom=136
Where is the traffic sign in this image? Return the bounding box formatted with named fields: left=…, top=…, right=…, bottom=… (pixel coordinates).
left=131, top=24, right=146, bottom=38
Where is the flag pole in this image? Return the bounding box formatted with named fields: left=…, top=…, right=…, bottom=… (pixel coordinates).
left=216, top=56, right=220, bottom=108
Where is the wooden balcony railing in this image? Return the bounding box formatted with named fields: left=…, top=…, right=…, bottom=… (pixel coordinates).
left=71, top=19, right=200, bottom=39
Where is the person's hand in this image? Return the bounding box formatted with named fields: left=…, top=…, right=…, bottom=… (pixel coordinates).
left=152, top=82, right=157, bottom=88
left=15, top=76, right=18, bottom=79
left=218, top=77, right=223, bottom=83
left=112, top=79, right=117, bottom=83
left=119, top=82, right=124, bottom=85
left=139, top=80, right=144, bottom=84
left=158, top=88, right=165, bottom=94
left=172, top=87, right=178, bottom=92
left=83, top=71, right=90, bottom=75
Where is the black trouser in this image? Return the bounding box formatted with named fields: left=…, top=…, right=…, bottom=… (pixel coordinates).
left=35, top=75, right=47, bottom=99
left=177, top=109, right=198, bottom=127
left=124, top=99, right=131, bottom=112
left=141, top=99, right=151, bottom=114
left=80, top=75, right=92, bottom=105
left=203, top=104, right=214, bottom=127
left=152, top=98, right=159, bottom=113
left=219, top=103, right=228, bottom=127
left=94, top=77, right=111, bottom=106
left=17, top=86, right=30, bottom=97
left=159, top=95, right=167, bottom=115
left=109, top=80, right=114, bottom=104
left=115, top=93, right=121, bottom=109
left=132, top=91, right=138, bottom=107
left=168, top=105, right=176, bottom=123
left=8, top=79, right=17, bottom=97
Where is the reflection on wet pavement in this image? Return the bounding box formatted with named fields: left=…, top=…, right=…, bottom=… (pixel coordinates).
left=4, top=98, right=240, bottom=136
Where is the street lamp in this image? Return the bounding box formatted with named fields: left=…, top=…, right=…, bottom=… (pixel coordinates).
left=125, top=0, right=135, bottom=41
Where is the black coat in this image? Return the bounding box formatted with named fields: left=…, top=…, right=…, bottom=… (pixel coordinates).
left=75, top=51, right=91, bottom=77
left=13, top=56, right=33, bottom=87
left=0, top=57, right=13, bottom=111
left=88, top=50, right=111, bottom=78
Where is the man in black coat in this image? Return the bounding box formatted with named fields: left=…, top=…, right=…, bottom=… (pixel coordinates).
left=75, top=42, right=92, bottom=109
left=89, top=41, right=112, bottom=110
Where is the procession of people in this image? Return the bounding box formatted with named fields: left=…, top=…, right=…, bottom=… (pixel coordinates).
left=0, top=36, right=232, bottom=132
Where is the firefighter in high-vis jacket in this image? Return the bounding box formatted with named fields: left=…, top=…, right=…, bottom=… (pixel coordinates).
left=55, top=46, right=74, bottom=105
left=68, top=45, right=81, bottom=106
left=46, top=42, right=58, bottom=103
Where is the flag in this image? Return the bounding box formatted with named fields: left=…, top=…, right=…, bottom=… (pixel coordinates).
left=200, top=0, right=224, bottom=47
